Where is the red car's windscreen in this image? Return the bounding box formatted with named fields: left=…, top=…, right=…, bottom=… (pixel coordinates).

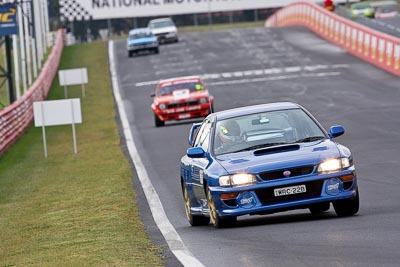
left=157, top=80, right=204, bottom=96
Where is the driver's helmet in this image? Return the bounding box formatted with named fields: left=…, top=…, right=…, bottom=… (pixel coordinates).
left=219, top=120, right=241, bottom=145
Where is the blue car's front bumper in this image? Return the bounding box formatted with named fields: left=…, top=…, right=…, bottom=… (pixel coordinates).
left=208, top=169, right=357, bottom=217
left=127, top=43, right=158, bottom=52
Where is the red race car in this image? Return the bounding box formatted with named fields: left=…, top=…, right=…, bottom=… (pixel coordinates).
left=151, top=76, right=214, bottom=127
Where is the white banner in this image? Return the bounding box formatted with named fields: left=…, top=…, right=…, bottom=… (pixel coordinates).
left=60, top=0, right=344, bottom=21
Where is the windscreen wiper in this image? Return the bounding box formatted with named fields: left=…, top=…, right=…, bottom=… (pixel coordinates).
left=294, top=136, right=325, bottom=143
left=235, top=142, right=288, bottom=153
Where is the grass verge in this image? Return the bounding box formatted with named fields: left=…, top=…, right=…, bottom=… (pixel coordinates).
left=0, top=42, right=163, bottom=266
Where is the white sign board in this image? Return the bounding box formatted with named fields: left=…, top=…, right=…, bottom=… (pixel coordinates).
left=59, top=68, right=88, bottom=98
left=33, top=99, right=82, bottom=157
left=59, top=68, right=88, bottom=86
left=59, top=0, right=354, bottom=21
left=34, top=99, right=82, bottom=127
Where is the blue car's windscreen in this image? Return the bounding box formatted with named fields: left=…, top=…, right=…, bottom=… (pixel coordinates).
left=129, top=32, right=153, bottom=39
left=214, top=108, right=326, bottom=155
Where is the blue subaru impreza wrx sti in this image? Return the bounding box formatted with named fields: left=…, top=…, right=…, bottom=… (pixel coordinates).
left=180, top=102, right=359, bottom=228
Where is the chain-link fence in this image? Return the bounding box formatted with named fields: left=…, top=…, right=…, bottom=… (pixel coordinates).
left=52, top=8, right=278, bottom=44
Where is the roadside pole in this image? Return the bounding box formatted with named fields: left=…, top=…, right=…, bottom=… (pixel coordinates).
left=11, top=34, right=20, bottom=100
left=40, top=0, right=48, bottom=52
left=33, top=0, right=43, bottom=69
left=23, top=1, right=32, bottom=85
left=5, top=36, right=15, bottom=103
left=17, top=2, right=27, bottom=93
left=30, top=0, right=38, bottom=79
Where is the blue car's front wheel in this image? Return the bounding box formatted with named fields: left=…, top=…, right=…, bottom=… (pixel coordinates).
left=333, top=186, right=360, bottom=217
left=206, top=186, right=237, bottom=228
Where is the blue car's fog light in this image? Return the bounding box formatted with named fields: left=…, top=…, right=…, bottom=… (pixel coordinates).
left=325, top=178, right=343, bottom=195
left=238, top=192, right=257, bottom=209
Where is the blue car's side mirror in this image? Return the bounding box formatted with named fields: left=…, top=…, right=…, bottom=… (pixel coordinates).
left=329, top=125, right=345, bottom=139
left=187, top=147, right=206, bottom=158
left=188, top=123, right=202, bottom=146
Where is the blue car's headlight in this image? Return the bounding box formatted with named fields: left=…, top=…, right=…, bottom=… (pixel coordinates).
left=219, top=173, right=257, bottom=187
left=318, top=158, right=351, bottom=173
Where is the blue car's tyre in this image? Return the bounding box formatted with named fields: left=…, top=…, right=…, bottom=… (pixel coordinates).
left=206, top=186, right=237, bottom=228
left=333, top=187, right=360, bottom=217
left=183, top=184, right=209, bottom=226
left=309, top=202, right=330, bottom=214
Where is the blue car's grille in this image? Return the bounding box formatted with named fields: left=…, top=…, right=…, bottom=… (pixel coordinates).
left=255, top=180, right=323, bottom=205
left=258, top=165, right=314, bottom=181
left=131, top=42, right=152, bottom=47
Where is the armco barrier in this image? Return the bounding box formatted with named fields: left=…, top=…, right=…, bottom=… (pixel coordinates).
left=0, top=29, right=64, bottom=155
left=265, top=1, right=400, bottom=77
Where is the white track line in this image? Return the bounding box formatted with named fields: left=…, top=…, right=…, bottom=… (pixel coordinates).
left=134, top=64, right=348, bottom=87
left=109, top=41, right=204, bottom=267
left=206, top=72, right=342, bottom=86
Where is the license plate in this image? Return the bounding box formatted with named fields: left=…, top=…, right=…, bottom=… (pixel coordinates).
left=179, top=113, right=190, bottom=119
left=274, top=185, right=306, bottom=197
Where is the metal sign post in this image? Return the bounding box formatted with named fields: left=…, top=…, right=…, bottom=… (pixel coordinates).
left=40, top=101, right=48, bottom=158
left=70, top=99, right=77, bottom=154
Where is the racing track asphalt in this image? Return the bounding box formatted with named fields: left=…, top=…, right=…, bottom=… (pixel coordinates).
left=111, top=26, right=400, bottom=267
left=354, top=16, right=400, bottom=37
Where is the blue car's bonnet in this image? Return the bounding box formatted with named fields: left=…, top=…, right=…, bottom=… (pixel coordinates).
left=128, top=36, right=157, bottom=45
left=215, top=140, right=340, bottom=174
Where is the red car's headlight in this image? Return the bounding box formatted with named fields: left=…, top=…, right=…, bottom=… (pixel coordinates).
left=199, top=98, right=208, bottom=104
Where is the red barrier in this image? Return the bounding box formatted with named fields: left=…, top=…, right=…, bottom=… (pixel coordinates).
left=0, top=29, right=64, bottom=155
left=265, top=2, right=400, bottom=76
